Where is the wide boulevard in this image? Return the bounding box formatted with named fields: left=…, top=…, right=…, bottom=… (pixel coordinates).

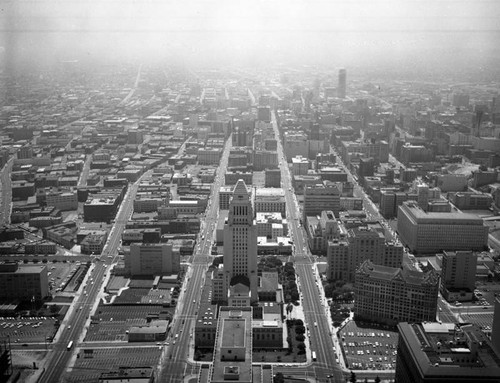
left=272, top=112, right=346, bottom=382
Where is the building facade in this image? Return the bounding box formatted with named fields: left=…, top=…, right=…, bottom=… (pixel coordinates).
left=125, top=243, right=179, bottom=276
left=327, top=223, right=403, bottom=281
left=396, top=322, right=500, bottom=383
left=303, top=181, right=341, bottom=219
left=441, top=250, right=477, bottom=302
left=397, top=201, right=489, bottom=254
left=354, top=260, right=439, bottom=326
left=223, top=180, right=258, bottom=303
left=0, top=262, right=49, bottom=301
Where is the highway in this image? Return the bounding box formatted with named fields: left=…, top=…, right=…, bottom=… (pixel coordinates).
left=272, top=112, right=345, bottom=382
left=158, top=136, right=231, bottom=382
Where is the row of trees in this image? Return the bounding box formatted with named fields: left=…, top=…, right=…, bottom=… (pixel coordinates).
left=258, top=257, right=300, bottom=303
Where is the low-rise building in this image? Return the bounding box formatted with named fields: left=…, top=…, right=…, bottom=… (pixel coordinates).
left=255, top=212, right=288, bottom=238
left=125, top=243, right=179, bottom=276
left=24, top=240, right=57, bottom=255
left=45, top=189, right=78, bottom=211
left=254, top=188, right=286, bottom=216
left=98, top=368, right=154, bottom=383
left=80, top=232, right=108, bottom=255
left=211, top=307, right=253, bottom=383
left=83, top=196, right=121, bottom=223
left=43, top=222, right=77, bottom=249
left=127, top=320, right=168, bottom=342
left=133, top=192, right=167, bottom=213
left=449, top=192, right=493, bottom=210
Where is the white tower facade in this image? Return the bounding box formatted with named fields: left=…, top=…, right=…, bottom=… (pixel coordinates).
left=223, top=179, right=258, bottom=303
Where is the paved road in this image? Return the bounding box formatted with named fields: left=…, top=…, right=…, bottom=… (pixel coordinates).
left=39, top=175, right=144, bottom=382
left=118, top=64, right=143, bottom=107
left=272, top=112, right=345, bottom=383
left=40, top=138, right=189, bottom=382
left=158, top=136, right=231, bottom=382
left=0, top=158, right=13, bottom=226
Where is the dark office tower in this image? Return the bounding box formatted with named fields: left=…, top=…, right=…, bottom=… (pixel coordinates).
left=338, top=68, right=346, bottom=99
left=358, top=157, right=374, bottom=179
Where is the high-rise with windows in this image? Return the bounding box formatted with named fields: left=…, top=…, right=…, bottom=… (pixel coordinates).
left=223, top=179, right=258, bottom=303
left=354, top=260, right=439, bottom=326
left=441, top=250, right=477, bottom=302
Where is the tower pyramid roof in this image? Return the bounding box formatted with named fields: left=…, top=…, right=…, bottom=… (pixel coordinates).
left=233, top=179, right=249, bottom=196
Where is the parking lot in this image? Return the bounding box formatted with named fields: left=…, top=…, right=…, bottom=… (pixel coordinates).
left=84, top=304, right=171, bottom=342
left=339, top=320, right=399, bottom=371
left=0, top=316, right=58, bottom=344
left=69, top=347, right=162, bottom=383
left=47, top=261, right=84, bottom=294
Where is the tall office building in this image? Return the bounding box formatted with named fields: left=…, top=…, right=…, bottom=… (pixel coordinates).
left=396, top=322, right=500, bottom=383
left=223, top=179, right=258, bottom=303
left=303, top=181, right=341, bottom=220
left=338, top=68, right=346, bottom=99
left=397, top=201, right=489, bottom=254
left=354, top=260, right=439, bottom=326
left=441, top=251, right=477, bottom=302
left=327, top=223, right=403, bottom=281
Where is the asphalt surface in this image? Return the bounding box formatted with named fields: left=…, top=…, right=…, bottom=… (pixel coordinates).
left=272, top=112, right=345, bottom=382
left=0, top=159, right=13, bottom=226
left=157, top=136, right=231, bottom=382
left=40, top=139, right=188, bottom=382
left=39, top=175, right=144, bottom=383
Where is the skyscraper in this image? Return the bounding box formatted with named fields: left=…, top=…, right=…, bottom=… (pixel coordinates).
left=338, top=68, right=346, bottom=99
left=223, top=179, right=258, bottom=303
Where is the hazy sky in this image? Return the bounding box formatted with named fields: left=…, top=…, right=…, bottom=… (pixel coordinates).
left=1, top=0, right=500, bottom=70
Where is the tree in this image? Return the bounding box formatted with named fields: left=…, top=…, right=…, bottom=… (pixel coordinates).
left=295, top=334, right=305, bottom=342
left=295, top=325, right=306, bottom=334
left=273, top=373, right=285, bottom=383
left=349, top=371, right=356, bottom=383
left=374, top=377, right=381, bottom=383
left=296, top=342, right=306, bottom=351
left=194, top=349, right=202, bottom=361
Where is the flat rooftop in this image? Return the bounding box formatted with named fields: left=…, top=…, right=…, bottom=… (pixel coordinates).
left=402, top=201, right=484, bottom=224
left=398, top=322, right=500, bottom=379
left=221, top=318, right=245, bottom=348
